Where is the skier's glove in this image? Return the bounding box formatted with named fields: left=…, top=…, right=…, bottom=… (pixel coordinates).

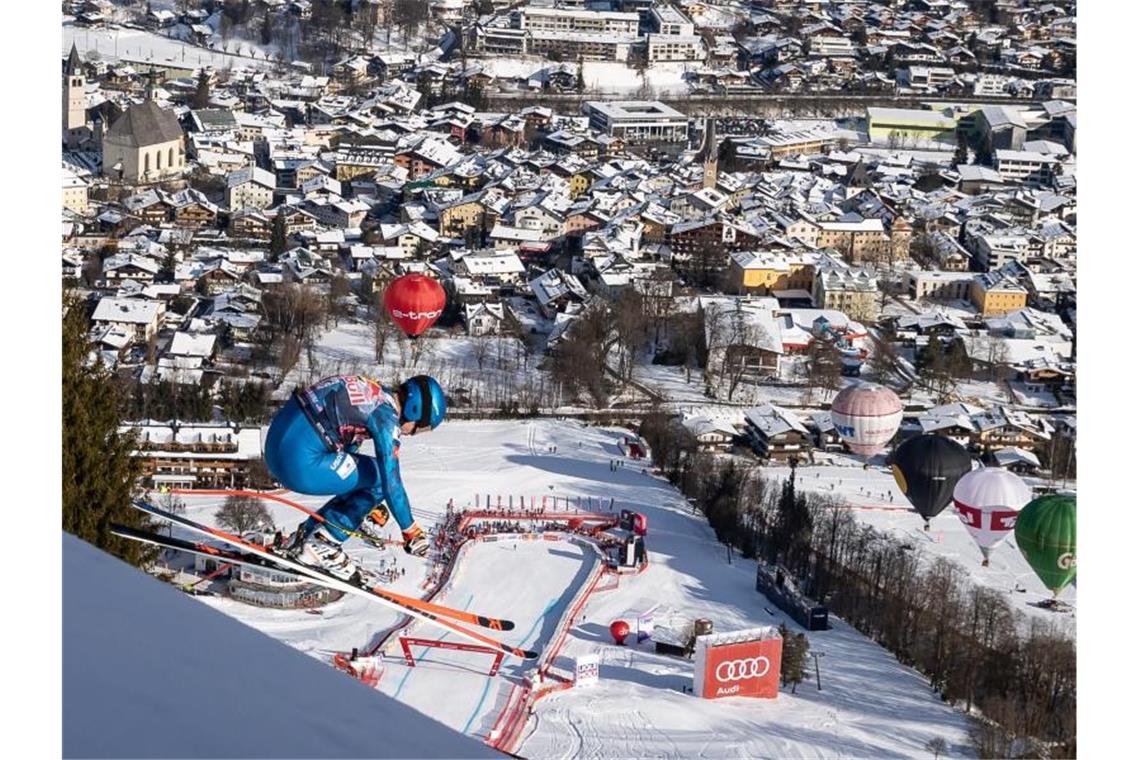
left=402, top=524, right=429, bottom=557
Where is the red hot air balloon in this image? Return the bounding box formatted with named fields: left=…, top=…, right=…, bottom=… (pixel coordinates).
left=384, top=274, right=446, bottom=337
left=610, top=620, right=630, bottom=645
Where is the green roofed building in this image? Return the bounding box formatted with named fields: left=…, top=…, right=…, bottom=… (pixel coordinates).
left=866, top=107, right=959, bottom=146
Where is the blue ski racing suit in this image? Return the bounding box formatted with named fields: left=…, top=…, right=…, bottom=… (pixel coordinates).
left=264, top=375, right=415, bottom=543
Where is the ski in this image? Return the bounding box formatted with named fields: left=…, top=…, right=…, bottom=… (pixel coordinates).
left=111, top=523, right=516, bottom=633
left=127, top=501, right=534, bottom=659
left=180, top=489, right=403, bottom=548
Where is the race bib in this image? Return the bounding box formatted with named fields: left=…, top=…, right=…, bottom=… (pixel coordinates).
left=333, top=452, right=358, bottom=480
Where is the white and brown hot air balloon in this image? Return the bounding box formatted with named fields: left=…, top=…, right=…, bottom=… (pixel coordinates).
left=829, top=382, right=904, bottom=458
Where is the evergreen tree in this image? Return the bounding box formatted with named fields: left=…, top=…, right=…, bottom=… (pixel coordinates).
left=260, top=8, right=273, bottom=46
left=778, top=624, right=809, bottom=692
left=576, top=56, right=586, bottom=93
left=773, top=471, right=813, bottom=569
left=953, top=132, right=969, bottom=165
left=192, top=69, right=211, bottom=110
left=974, top=132, right=994, bottom=166
left=270, top=210, right=288, bottom=261
left=62, top=292, right=155, bottom=565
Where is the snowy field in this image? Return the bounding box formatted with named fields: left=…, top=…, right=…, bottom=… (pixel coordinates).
left=166, top=419, right=989, bottom=757
left=62, top=22, right=275, bottom=71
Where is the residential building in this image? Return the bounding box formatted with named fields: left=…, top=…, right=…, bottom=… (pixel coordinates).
left=744, top=404, right=813, bottom=462
left=813, top=263, right=880, bottom=323
left=995, top=149, right=1059, bottom=183
left=701, top=297, right=785, bottom=394
left=816, top=217, right=892, bottom=263
left=226, top=167, right=277, bottom=210
left=91, top=296, right=166, bottom=344
left=124, top=423, right=265, bottom=490
left=971, top=271, right=1029, bottom=317
left=908, top=270, right=975, bottom=302
left=63, top=169, right=89, bottom=215
left=727, top=250, right=816, bottom=295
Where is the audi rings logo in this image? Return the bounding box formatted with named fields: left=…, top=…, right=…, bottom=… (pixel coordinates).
left=1057, top=552, right=1075, bottom=570
left=392, top=308, right=443, bottom=320
left=715, top=657, right=771, bottom=682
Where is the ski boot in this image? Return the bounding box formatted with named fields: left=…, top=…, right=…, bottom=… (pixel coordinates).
left=289, top=526, right=368, bottom=584
left=402, top=523, right=429, bottom=558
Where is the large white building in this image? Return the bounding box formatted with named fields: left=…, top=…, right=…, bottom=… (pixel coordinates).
left=516, top=6, right=639, bottom=35
left=995, top=149, right=1059, bottom=182
left=649, top=4, right=694, bottom=36
left=646, top=34, right=705, bottom=62
left=475, top=5, right=641, bottom=60
left=584, top=100, right=689, bottom=143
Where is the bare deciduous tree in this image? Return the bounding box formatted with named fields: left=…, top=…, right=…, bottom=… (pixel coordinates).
left=470, top=333, right=491, bottom=369
left=215, top=494, right=274, bottom=535
left=924, top=737, right=947, bottom=759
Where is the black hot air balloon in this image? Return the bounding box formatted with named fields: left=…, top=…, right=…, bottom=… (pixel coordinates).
left=889, top=434, right=974, bottom=531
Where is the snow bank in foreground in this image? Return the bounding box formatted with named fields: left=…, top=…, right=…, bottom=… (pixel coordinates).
left=62, top=533, right=495, bottom=759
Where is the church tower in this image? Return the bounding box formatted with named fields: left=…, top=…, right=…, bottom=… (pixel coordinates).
left=63, top=43, right=87, bottom=148
left=698, top=118, right=719, bottom=190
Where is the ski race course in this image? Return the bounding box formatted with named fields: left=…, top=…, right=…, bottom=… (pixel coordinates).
left=158, top=418, right=1075, bottom=758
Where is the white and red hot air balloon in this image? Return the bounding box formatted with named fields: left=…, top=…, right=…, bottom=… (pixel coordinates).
left=951, top=467, right=1032, bottom=566
left=829, top=382, right=903, bottom=458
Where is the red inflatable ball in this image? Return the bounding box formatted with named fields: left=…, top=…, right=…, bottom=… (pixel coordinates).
left=383, top=274, right=446, bottom=338
left=610, top=619, right=630, bottom=645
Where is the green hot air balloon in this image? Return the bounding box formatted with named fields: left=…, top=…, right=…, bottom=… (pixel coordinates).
left=889, top=434, right=973, bottom=531
left=1014, top=493, right=1076, bottom=596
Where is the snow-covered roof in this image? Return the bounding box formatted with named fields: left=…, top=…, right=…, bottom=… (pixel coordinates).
left=993, top=447, right=1041, bottom=468
left=529, top=270, right=588, bottom=307
left=744, top=404, right=810, bottom=438
left=459, top=250, right=525, bottom=276
left=168, top=331, right=217, bottom=358
left=681, top=415, right=739, bottom=440
left=92, top=297, right=164, bottom=325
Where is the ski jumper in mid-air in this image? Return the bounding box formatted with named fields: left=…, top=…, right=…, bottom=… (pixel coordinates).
left=263, top=374, right=447, bottom=581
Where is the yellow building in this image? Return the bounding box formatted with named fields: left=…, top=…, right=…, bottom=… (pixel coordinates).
left=728, top=251, right=816, bottom=294
left=63, top=169, right=89, bottom=215
left=438, top=198, right=485, bottom=237
left=817, top=218, right=891, bottom=263
left=970, top=272, right=1028, bottom=316
left=866, top=107, right=959, bottom=146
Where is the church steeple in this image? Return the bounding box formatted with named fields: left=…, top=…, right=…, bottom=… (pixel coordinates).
left=698, top=118, right=719, bottom=190
left=63, top=42, right=87, bottom=148
left=66, top=42, right=82, bottom=77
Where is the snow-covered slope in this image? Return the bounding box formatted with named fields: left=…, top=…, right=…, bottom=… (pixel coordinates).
left=62, top=533, right=496, bottom=759
left=167, top=420, right=977, bottom=757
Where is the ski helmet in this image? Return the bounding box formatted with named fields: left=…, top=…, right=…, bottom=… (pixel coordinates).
left=399, top=375, right=447, bottom=431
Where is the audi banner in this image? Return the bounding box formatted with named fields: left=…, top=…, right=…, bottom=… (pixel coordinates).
left=693, top=627, right=783, bottom=700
